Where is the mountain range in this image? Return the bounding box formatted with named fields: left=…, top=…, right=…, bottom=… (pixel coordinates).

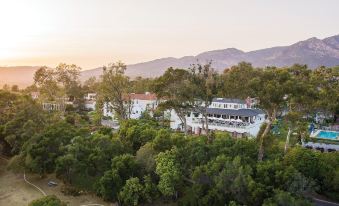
left=1, top=34, right=339, bottom=88
left=81, top=34, right=339, bottom=79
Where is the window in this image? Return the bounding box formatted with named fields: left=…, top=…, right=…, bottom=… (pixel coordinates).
left=234, top=105, right=238, bottom=109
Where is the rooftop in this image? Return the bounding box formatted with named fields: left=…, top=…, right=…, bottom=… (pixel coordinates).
left=212, top=98, right=246, bottom=104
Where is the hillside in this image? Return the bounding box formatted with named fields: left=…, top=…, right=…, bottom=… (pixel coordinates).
left=0, top=66, right=40, bottom=88
left=82, top=34, right=339, bottom=79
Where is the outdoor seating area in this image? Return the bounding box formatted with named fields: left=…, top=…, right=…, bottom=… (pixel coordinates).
left=192, top=118, right=250, bottom=129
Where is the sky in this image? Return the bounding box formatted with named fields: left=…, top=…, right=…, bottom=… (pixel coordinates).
left=0, top=0, right=338, bottom=70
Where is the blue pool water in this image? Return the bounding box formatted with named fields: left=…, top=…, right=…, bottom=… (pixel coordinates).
left=317, top=131, right=338, bottom=140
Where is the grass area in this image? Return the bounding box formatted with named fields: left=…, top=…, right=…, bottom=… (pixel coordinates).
left=0, top=158, right=111, bottom=206
left=0, top=159, right=41, bottom=206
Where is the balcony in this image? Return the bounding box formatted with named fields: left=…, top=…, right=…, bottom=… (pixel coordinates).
left=191, top=118, right=251, bottom=129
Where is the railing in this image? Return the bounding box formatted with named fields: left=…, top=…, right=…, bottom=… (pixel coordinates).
left=191, top=118, right=250, bottom=129
left=210, top=122, right=247, bottom=129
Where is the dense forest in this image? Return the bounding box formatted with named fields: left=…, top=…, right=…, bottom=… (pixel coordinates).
left=0, top=62, right=338, bottom=206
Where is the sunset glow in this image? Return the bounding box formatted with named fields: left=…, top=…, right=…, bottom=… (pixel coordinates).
left=0, top=0, right=338, bottom=69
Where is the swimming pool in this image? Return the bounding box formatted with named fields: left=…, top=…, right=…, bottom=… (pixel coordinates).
left=316, top=131, right=338, bottom=140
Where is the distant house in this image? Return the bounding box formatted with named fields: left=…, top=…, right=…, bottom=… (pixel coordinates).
left=42, top=102, right=65, bottom=111
left=170, top=97, right=266, bottom=137
left=30, top=92, right=40, bottom=100
left=103, top=92, right=159, bottom=120
left=42, top=96, right=74, bottom=111
left=84, top=93, right=96, bottom=110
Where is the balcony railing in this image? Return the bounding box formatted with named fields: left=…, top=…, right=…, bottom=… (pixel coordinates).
left=191, top=118, right=251, bottom=129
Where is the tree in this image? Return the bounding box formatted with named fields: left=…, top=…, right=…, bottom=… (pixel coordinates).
left=25, top=121, right=76, bottom=174
left=119, top=177, right=144, bottom=206
left=33, top=63, right=82, bottom=104
left=89, top=135, right=125, bottom=174
left=262, top=190, right=312, bottom=206
left=283, top=112, right=303, bottom=153
left=136, top=143, right=157, bottom=173
left=153, top=68, right=194, bottom=135
left=55, top=133, right=125, bottom=190
left=55, top=63, right=82, bottom=101
left=11, top=84, right=19, bottom=92
left=189, top=62, right=219, bottom=140
left=220, top=62, right=259, bottom=98
left=311, top=66, right=339, bottom=121
left=98, top=61, right=132, bottom=120
left=283, top=65, right=315, bottom=153
left=142, top=174, right=159, bottom=203
left=96, top=170, right=123, bottom=201
left=284, top=147, right=320, bottom=180
left=250, top=67, right=291, bottom=161
left=55, top=154, right=76, bottom=183
left=191, top=155, right=264, bottom=206
left=95, top=154, right=139, bottom=201
left=118, top=119, right=157, bottom=152
left=28, top=195, right=66, bottom=206
left=82, top=76, right=100, bottom=93
left=0, top=90, right=20, bottom=154
left=131, top=76, right=154, bottom=93
left=2, top=84, right=10, bottom=91
left=3, top=96, right=46, bottom=154
left=34, top=66, right=60, bottom=100
left=152, top=129, right=174, bottom=152
left=111, top=154, right=139, bottom=180
left=317, top=152, right=339, bottom=196
left=155, top=147, right=183, bottom=198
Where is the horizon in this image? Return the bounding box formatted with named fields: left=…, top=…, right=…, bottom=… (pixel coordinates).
left=0, top=33, right=337, bottom=71
left=1, top=33, right=338, bottom=71
left=0, top=0, right=339, bottom=70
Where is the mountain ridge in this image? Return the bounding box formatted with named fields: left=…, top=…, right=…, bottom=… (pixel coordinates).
left=1, top=34, right=339, bottom=87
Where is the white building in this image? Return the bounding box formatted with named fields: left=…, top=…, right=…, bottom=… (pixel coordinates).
left=84, top=93, right=96, bottom=110
left=42, top=102, right=65, bottom=111
left=103, top=92, right=159, bottom=120
left=170, top=98, right=266, bottom=137
left=42, top=96, right=74, bottom=111
left=30, top=92, right=40, bottom=100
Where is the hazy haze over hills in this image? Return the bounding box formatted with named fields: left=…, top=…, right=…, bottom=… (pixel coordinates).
left=0, top=66, right=40, bottom=88
left=1, top=34, right=339, bottom=87
left=81, top=34, right=339, bottom=79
